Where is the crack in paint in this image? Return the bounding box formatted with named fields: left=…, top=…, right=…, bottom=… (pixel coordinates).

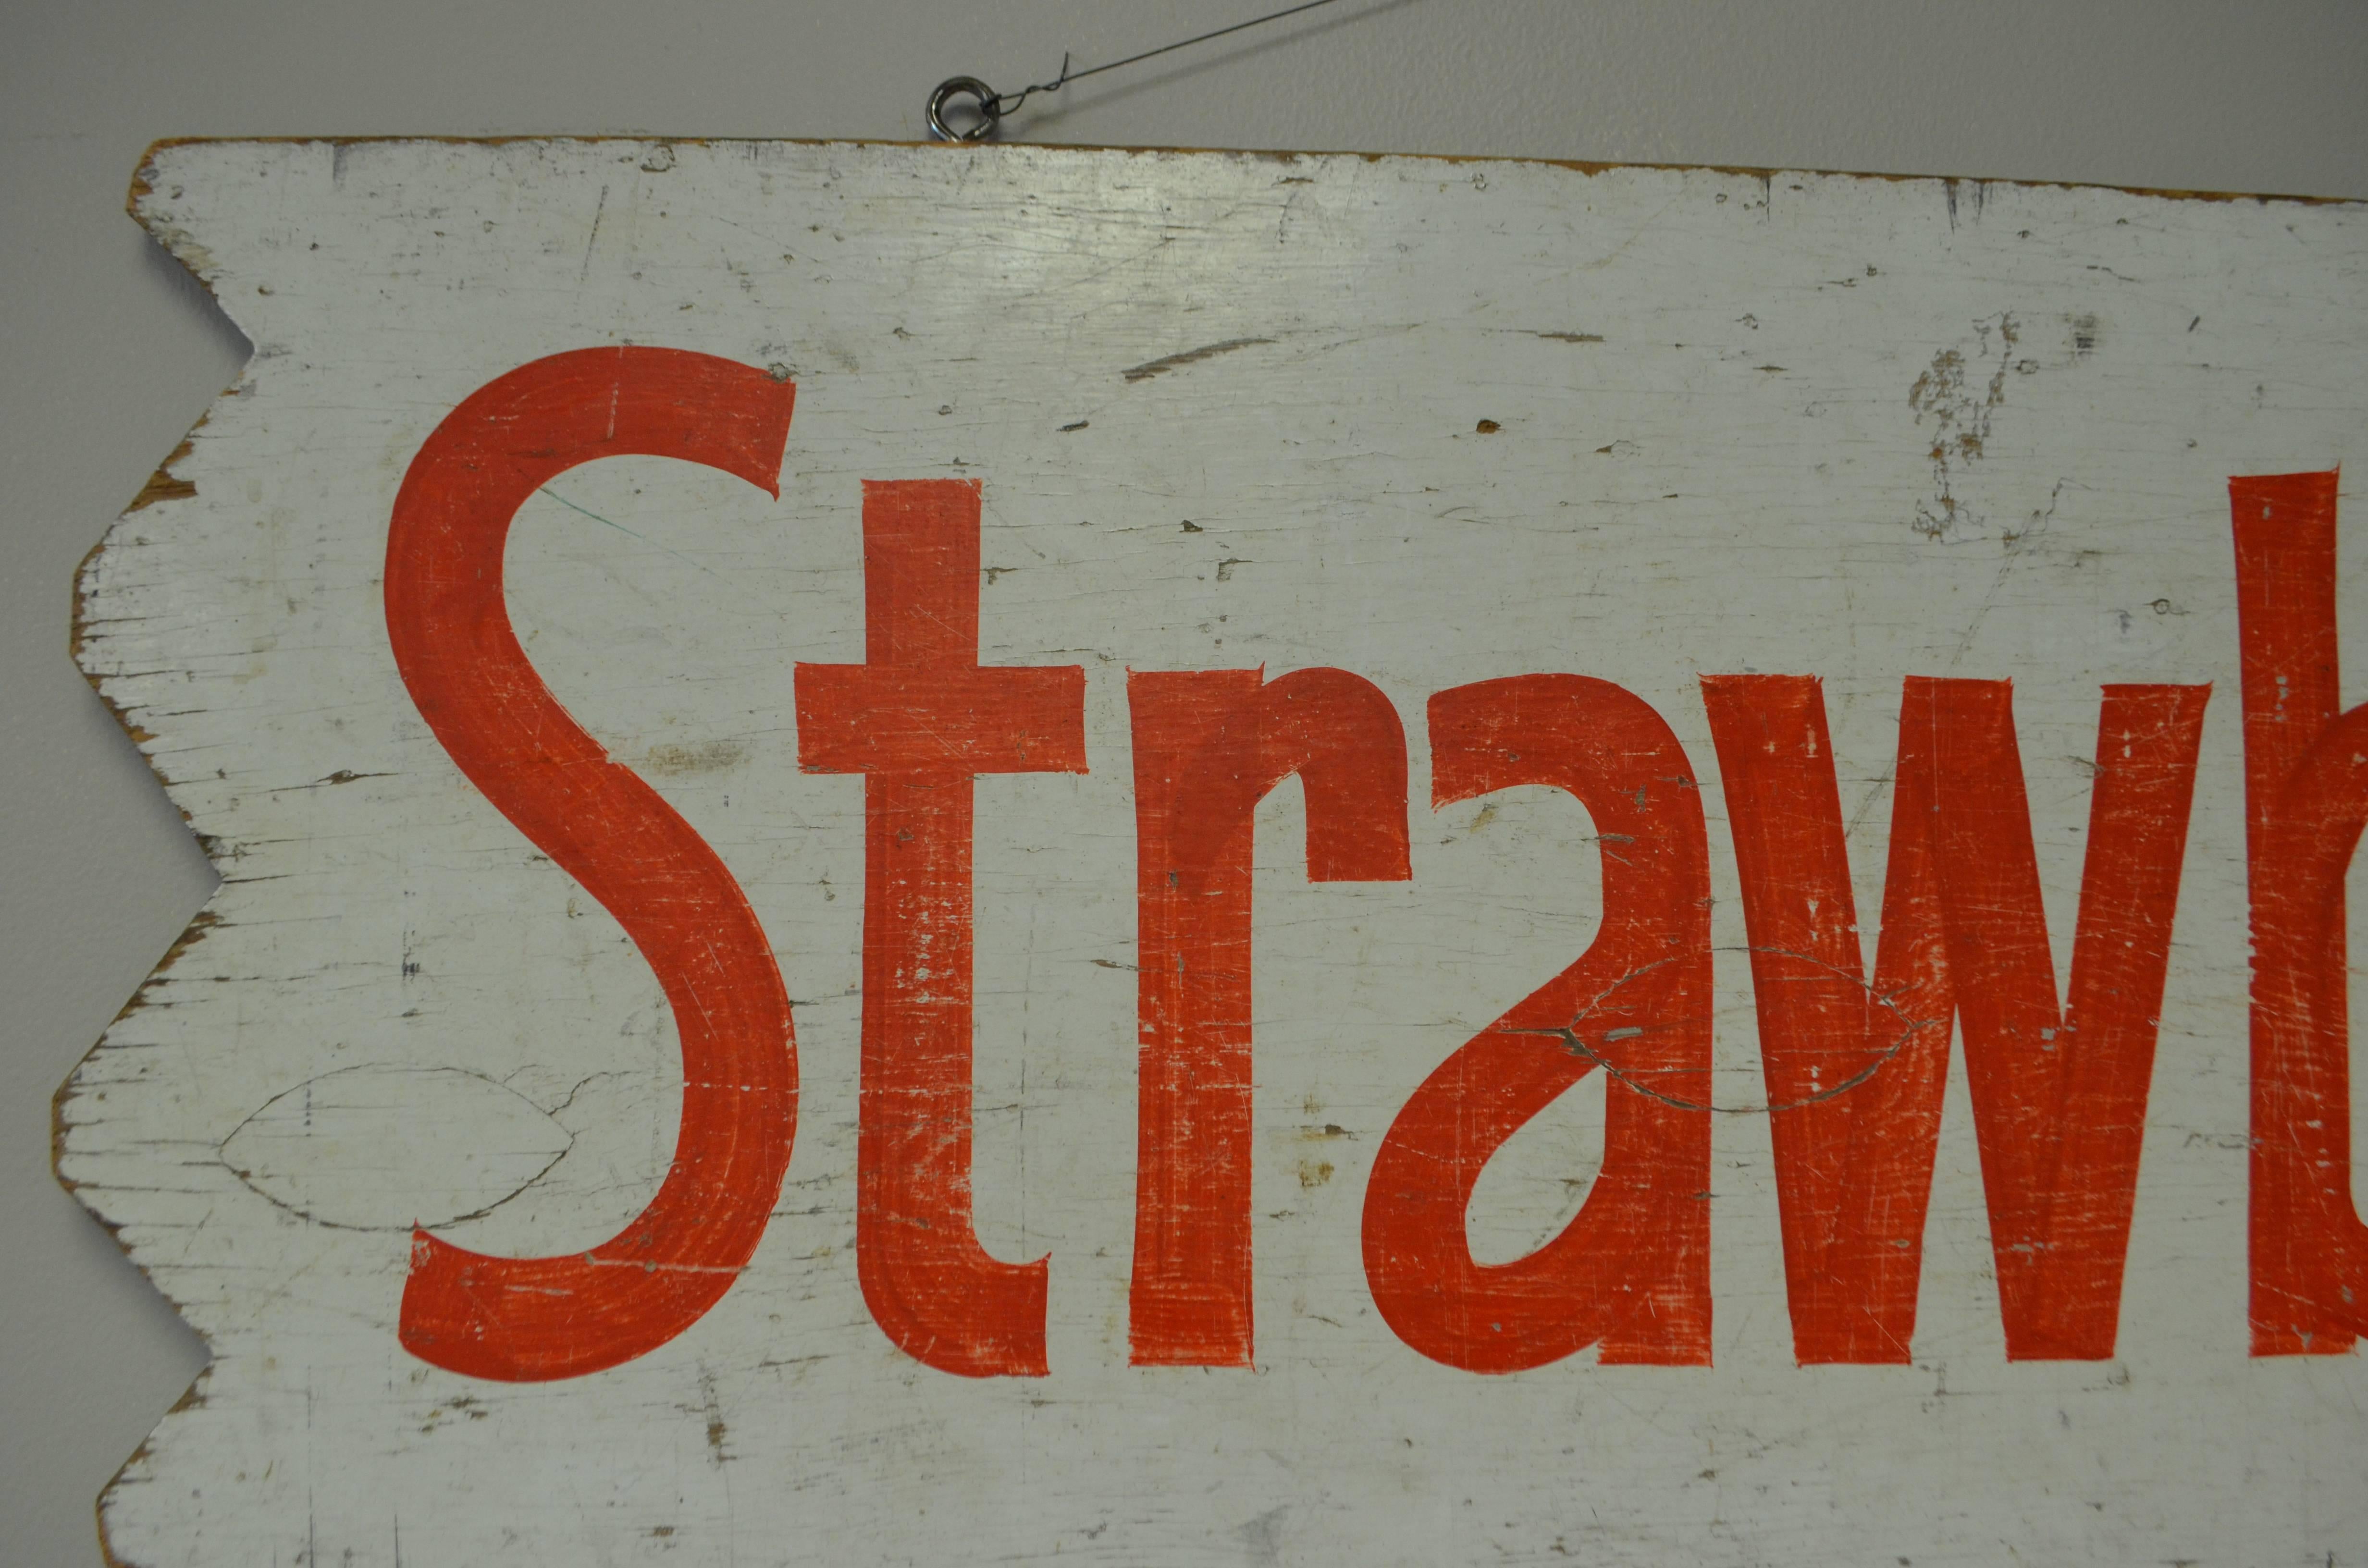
left=1508, top=945, right=1938, bottom=1116
left=1121, top=337, right=1275, bottom=383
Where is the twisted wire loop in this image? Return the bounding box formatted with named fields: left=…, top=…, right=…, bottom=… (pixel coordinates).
left=927, top=0, right=1345, bottom=142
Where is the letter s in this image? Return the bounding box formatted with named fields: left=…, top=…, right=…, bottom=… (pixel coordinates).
left=385, top=347, right=798, bottom=1380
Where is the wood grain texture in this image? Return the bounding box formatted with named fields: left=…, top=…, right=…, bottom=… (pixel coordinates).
left=63, top=137, right=2367, bottom=1565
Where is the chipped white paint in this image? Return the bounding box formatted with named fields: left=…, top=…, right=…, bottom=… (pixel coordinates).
left=65, top=139, right=2368, bottom=1565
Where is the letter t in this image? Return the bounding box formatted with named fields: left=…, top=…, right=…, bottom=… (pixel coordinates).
left=796, top=480, right=1086, bottom=1376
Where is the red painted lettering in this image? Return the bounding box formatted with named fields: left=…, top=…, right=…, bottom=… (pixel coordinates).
left=386, top=346, right=800, bottom=1381
left=795, top=480, right=1087, bottom=1377
left=1361, top=676, right=1714, bottom=1371
left=1702, top=674, right=2206, bottom=1362
left=2232, top=469, right=2368, bottom=1356
left=1126, top=668, right=1412, bottom=1366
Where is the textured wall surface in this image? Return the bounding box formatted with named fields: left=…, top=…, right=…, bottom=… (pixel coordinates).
left=2, top=4, right=2365, bottom=1564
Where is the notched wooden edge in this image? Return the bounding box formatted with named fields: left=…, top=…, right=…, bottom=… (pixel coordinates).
left=64, top=179, right=249, bottom=1568
left=77, top=126, right=2358, bottom=1568
left=52, top=907, right=227, bottom=1568
left=91, top=1372, right=215, bottom=1568
left=127, top=134, right=2363, bottom=210
left=69, top=407, right=237, bottom=869
left=51, top=890, right=226, bottom=1568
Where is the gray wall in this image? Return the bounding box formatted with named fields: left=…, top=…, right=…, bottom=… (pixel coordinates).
left=2, top=2, right=2362, bottom=1562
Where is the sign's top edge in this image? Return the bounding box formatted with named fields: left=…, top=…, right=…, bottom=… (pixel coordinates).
left=127, top=135, right=2364, bottom=213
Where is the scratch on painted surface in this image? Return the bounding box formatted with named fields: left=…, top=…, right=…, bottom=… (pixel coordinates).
left=1121, top=337, right=1275, bottom=382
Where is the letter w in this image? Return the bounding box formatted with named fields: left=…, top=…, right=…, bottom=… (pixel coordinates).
left=1701, top=675, right=2208, bottom=1362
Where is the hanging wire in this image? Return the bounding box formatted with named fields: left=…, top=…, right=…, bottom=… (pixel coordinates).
left=927, top=0, right=1346, bottom=142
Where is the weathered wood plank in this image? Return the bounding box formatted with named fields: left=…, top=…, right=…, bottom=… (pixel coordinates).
left=63, top=137, right=2367, bottom=1565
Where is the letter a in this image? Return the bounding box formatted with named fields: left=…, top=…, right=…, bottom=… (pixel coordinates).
left=1363, top=676, right=1714, bottom=1372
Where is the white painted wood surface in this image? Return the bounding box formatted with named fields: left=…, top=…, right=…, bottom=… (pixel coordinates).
left=65, top=138, right=2367, bottom=1565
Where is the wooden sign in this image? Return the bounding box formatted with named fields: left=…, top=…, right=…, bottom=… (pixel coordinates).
left=66, top=138, right=2367, bottom=1564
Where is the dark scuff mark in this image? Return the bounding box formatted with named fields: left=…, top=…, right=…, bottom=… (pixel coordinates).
left=1240, top=1506, right=1289, bottom=1567
left=645, top=738, right=749, bottom=776
left=1059, top=419, right=1089, bottom=432
left=260, top=769, right=397, bottom=795
left=698, top=1369, right=731, bottom=1464
left=1907, top=313, right=2017, bottom=540
left=1122, top=337, right=1274, bottom=383
left=1943, top=178, right=1984, bottom=229
left=579, top=183, right=609, bottom=283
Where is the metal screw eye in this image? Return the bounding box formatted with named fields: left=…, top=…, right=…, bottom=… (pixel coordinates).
left=926, top=78, right=1001, bottom=143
